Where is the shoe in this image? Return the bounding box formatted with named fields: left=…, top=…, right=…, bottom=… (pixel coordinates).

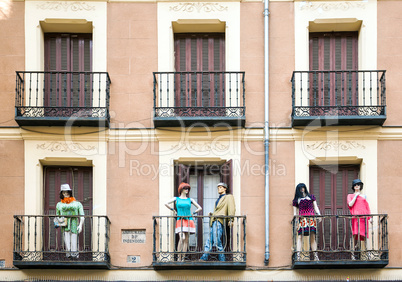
left=295, top=252, right=300, bottom=261
left=199, top=254, right=208, bottom=261
left=313, top=253, right=319, bottom=261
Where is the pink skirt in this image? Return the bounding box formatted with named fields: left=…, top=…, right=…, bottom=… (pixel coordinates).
left=175, top=219, right=195, bottom=234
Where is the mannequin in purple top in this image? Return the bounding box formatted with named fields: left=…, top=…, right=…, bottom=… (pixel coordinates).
left=292, top=183, right=321, bottom=261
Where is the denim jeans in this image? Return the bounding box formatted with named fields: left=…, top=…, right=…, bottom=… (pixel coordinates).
left=200, top=221, right=225, bottom=261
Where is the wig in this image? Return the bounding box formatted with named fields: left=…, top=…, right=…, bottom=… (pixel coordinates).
left=293, top=183, right=310, bottom=207
left=351, top=180, right=364, bottom=191
left=59, top=190, right=73, bottom=199
left=178, top=182, right=191, bottom=196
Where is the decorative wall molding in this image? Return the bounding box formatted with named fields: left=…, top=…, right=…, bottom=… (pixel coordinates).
left=37, top=141, right=96, bottom=152
left=299, top=1, right=366, bottom=11
left=306, top=141, right=365, bottom=151
left=171, top=141, right=229, bottom=152
left=169, top=3, right=228, bottom=13
left=37, top=2, right=96, bottom=12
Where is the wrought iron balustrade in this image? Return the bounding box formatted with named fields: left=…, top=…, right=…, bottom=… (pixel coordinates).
left=15, top=71, right=111, bottom=126
left=153, top=71, right=245, bottom=127
left=291, top=70, right=386, bottom=126
left=152, top=215, right=246, bottom=269
left=291, top=214, right=388, bottom=268
left=13, top=215, right=110, bottom=269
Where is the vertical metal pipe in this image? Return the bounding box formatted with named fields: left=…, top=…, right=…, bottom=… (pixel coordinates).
left=153, top=73, right=156, bottom=109
left=153, top=217, right=156, bottom=262
left=264, top=0, right=270, bottom=265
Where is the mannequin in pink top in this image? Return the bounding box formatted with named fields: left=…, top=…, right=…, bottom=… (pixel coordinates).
left=347, top=179, right=371, bottom=257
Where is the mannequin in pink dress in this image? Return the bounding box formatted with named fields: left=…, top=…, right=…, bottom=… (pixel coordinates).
left=347, top=179, right=371, bottom=257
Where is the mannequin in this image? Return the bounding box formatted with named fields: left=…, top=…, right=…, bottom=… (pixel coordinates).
left=347, top=179, right=371, bottom=259
left=56, top=184, right=85, bottom=259
left=293, top=183, right=321, bottom=261
left=200, top=182, right=235, bottom=262
left=165, top=182, right=202, bottom=261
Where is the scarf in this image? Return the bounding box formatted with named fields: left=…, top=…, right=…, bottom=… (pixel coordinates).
left=61, top=197, right=76, bottom=204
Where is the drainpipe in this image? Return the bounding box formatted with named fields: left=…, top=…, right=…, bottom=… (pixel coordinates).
left=263, top=0, right=270, bottom=266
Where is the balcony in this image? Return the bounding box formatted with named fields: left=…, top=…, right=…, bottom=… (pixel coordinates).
left=291, top=214, right=388, bottom=269
left=152, top=215, right=246, bottom=269
left=15, top=71, right=111, bottom=127
left=291, top=70, right=386, bottom=126
left=13, top=215, right=111, bottom=269
left=153, top=72, right=245, bottom=127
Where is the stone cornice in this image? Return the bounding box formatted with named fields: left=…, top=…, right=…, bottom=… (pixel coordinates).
left=0, top=128, right=22, bottom=140
left=272, top=126, right=402, bottom=142
left=2, top=126, right=402, bottom=142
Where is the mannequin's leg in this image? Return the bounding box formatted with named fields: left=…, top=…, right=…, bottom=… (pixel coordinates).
left=182, top=233, right=190, bottom=260
left=71, top=233, right=79, bottom=258
left=295, top=234, right=303, bottom=260
left=64, top=232, right=71, bottom=258
left=177, top=232, right=184, bottom=261
left=310, top=234, right=319, bottom=261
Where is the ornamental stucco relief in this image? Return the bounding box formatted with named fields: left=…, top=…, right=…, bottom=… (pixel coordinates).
left=299, top=1, right=366, bottom=11
left=37, top=1, right=95, bottom=11
left=306, top=141, right=365, bottom=151
left=171, top=141, right=229, bottom=152
left=37, top=141, right=96, bottom=152
left=169, top=3, right=228, bottom=13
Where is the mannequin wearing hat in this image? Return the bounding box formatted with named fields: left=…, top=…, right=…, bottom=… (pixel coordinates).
left=200, top=182, right=236, bottom=262
left=347, top=179, right=371, bottom=257
left=56, top=184, right=85, bottom=258
left=165, top=182, right=202, bottom=261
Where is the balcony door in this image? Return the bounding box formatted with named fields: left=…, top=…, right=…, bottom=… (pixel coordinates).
left=310, top=165, right=359, bottom=254
left=44, top=33, right=92, bottom=108
left=309, top=32, right=358, bottom=109
left=174, top=161, right=232, bottom=252
left=44, top=166, right=93, bottom=256
left=174, top=33, right=225, bottom=109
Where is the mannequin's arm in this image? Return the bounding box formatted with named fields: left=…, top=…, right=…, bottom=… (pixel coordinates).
left=77, top=202, right=85, bottom=233
left=191, top=198, right=202, bottom=214
left=164, top=197, right=177, bottom=214
left=348, top=193, right=359, bottom=207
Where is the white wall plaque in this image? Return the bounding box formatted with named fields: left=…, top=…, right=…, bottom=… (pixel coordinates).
left=122, top=229, right=146, bottom=244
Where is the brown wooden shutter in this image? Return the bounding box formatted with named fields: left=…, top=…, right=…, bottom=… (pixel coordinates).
left=174, top=33, right=225, bottom=107
left=310, top=165, right=359, bottom=251
left=44, top=166, right=93, bottom=251
left=309, top=32, right=358, bottom=107
left=309, top=32, right=357, bottom=71
left=44, top=33, right=92, bottom=107
left=44, top=166, right=93, bottom=215
left=174, top=164, right=190, bottom=197
left=310, top=165, right=359, bottom=214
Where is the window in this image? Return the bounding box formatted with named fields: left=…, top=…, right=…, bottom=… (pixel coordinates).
left=310, top=165, right=359, bottom=252
left=309, top=32, right=358, bottom=107
left=44, top=166, right=93, bottom=254
left=174, top=33, right=225, bottom=108
left=174, top=160, right=232, bottom=247
left=44, top=33, right=93, bottom=108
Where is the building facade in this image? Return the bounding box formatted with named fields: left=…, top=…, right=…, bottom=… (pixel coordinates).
left=0, top=0, right=401, bottom=280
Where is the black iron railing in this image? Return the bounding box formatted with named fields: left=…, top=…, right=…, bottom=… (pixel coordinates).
left=153, top=72, right=245, bottom=119
left=13, top=215, right=110, bottom=266
left=291, top=214, right=388, bottom=264
left=153, top=215, right=246, bottom=265
left=291, top=70, right=386, bottom=122
left=15, top=71, right=111, bottom=124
